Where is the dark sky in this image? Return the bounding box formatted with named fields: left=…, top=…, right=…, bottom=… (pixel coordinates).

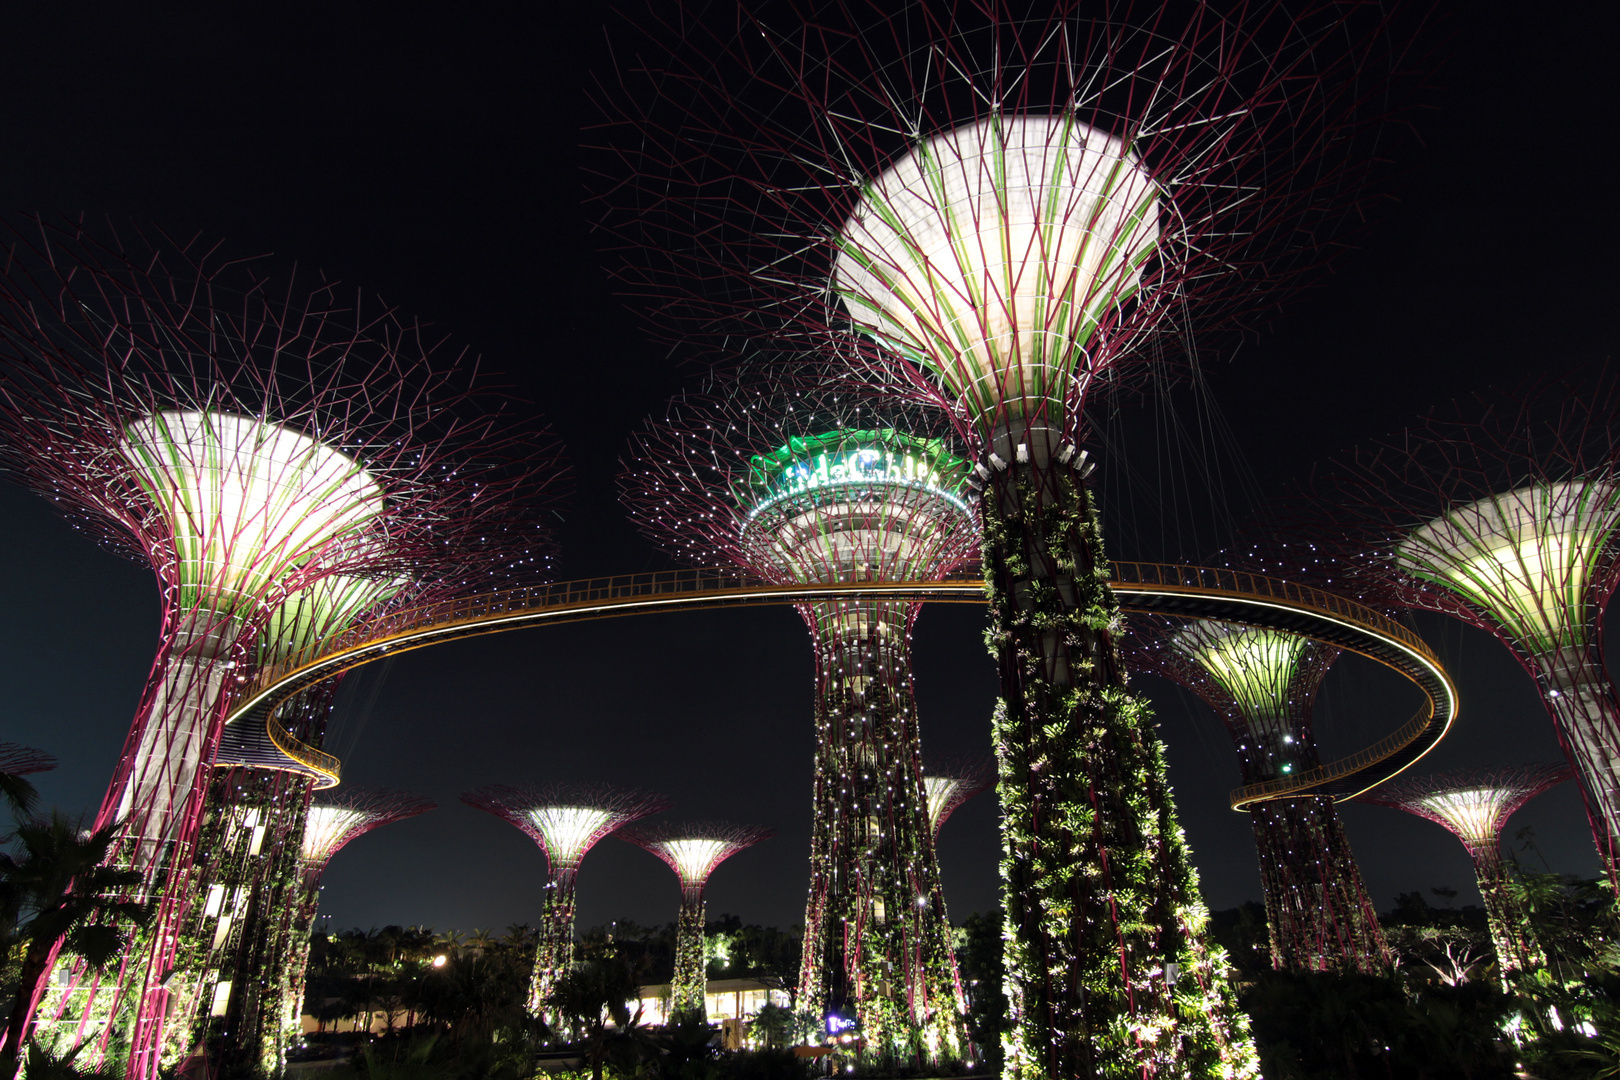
left=0, top=0, right=1614, bottom=940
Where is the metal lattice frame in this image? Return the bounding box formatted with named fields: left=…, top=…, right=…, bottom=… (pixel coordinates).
left=595, top=3, right=1399, bottom=1074
left=621, top=373, right=977, bottom=1058
left=1123, top=615, right=1389, bottom=974
left=1310, top=377, right=1620, bottom=890
left=0, top=216, right=565, bottom=1077
left=462, top=784, right=668, bottom=1022
left=0, top=743, right=57, bottom=778
left=1362, top=765, right=1572, bottom=978
left=621, top=822, right=772, bottom=1025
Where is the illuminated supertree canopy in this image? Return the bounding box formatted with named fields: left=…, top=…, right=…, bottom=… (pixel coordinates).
left=622, top=371, right=977, bottom=1059
left=276, top=789, right=434, bottom=1035
left=0, top=216, right=566, bottom=1076
left=1123, top=616, right=1389, bottom=975
left=462, top=783, right=668, bottom=1021
left=621, top=821, right=772, bottom=1025
left=1308, top=377, right=1620, bottom=889
left=921, top=760, right=993, bottom=840
left=595, top=2, right=1398, bottom=1071
left=1362, top=764, right=1573, bottom=978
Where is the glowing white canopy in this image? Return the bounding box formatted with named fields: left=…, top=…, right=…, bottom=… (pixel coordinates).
left=259, top=571, right=409, bottom=664
left=651, top=837, right=739, bottom=887
left=120, top=410, right=385, bottom=615
left=924, top=776, right=964, bottom=831
left=746, top=493, right=975, bottom=584
left=1398, top=480, right=1620, bottom=656
left=1413, top=788, right=1510, bottom=847
left=1175, top=621, right=1309, bottom=721
left=524, top=806, right=618, bottom=869
left=834, top=115, right=1160, bottom=429
left=301, top=805, right=374, bottom=866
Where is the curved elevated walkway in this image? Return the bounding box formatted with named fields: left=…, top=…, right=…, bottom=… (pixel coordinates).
left=214, top=707, right=342, bottom=789
left=223, top=563, right=1456, bottom=807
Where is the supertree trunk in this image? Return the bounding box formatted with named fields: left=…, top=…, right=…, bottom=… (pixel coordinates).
left=30, top=606, right=250, bottom=1068
left=280, top=872, right=323, bottom=1051
left=165, top=677, right=336, bottom=1073
left=1251, top=797, right=1388, bottom=974
left=671, top=896, right=709, bottom=1025
left=530, top=874, right=579, bottom=1022
left=1466, top=843, right=1546, bottom=980
left=797, top=716, right=837, bottom=1024
left=178, top=766, right=315, bottom=1074
left=1532, top=647, right=1620, bottom=881
left=981, top=450, right=1256, bottom=1080
left=796, top=599, right=967, bottom=1061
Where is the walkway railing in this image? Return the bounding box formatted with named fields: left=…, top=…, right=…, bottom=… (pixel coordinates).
left=1106, top=560, right=1432, bottom=657
left=264, top=716, right=341, bottom=787
left=227, top=562, right=1455, bottom=806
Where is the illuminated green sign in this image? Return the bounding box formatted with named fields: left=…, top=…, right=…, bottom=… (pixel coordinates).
left=742, top=429, right=971, bottom=513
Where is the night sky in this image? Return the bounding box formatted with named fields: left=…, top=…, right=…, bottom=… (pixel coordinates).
left=0, top=1, right=1613, bottom=943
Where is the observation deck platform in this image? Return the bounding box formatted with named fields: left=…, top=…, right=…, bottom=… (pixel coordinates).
left=227, top=563, right=1455, bottom=807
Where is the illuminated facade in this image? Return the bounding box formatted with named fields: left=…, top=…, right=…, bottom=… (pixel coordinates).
left=623, top=384, right=977, bottom=1061
left=462, top=785, right=667, bottom=1024
left=1364, top=765, right=1572, bottom=979
left=1125, top=618, right=1389, bottom=974
left=601, top=0, right=1388, bottom=1071
left=0, top=218, right=563, bottom=1076
left=622, top=823, right=771, bottom=1025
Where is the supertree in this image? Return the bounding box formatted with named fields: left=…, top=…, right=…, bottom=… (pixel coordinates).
left=188, top=520, right=556, bottom=1075
left=1123, top=616, right=1390, bottom=974
left=621, top=374, right=979, bottom=1058
left=594, top=2, right=1399, bottom=1073
left=185, top=468, right=556, bottom=1074
left=1362, top=764, right=1573, bottom=979
left=921, top=760, right=993, bottom=841
left=620, top=822, right=773, bottom=1026
left=278, top=788, right=435, bottom=1040
left=0, top=216, right=563, bottom=1076
left=180, top=575, right=402, bottom=1070
left=461, top=784, right=669, bottom=1023
left=916, top=757, right=991, bottom=998
left=1309, top=377, right=1620, bottom=889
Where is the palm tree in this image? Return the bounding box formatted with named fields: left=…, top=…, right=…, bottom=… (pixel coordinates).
left=435, top=928, right=466, bottom=962
left=549, top=957, right=651, bottom=1080
left=0, top=743, right=56, bottom=833
left=0, top=813, right=152, bottom=1074
left=0, top=777, right=37, bottom=826
left=749, top=1002, right=795, bottom=1050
